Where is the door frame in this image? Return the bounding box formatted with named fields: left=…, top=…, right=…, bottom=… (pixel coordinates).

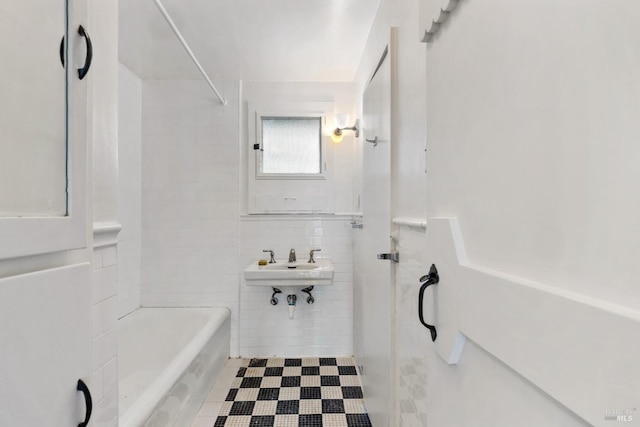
left=355, top=27, right=399, bottom=426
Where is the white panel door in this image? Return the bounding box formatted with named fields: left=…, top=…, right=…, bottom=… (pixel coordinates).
left=360, top=49, right=393, bottom=426
left=0, top=1, right=93, bottom=425
left=0, top=264, right=92, bottom=426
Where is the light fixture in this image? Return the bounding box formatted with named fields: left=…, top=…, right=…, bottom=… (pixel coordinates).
left=332, top=113, right=360, bottom=143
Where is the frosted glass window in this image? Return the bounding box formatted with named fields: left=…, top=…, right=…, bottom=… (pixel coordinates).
left=260, top=117, right=322, bottom=175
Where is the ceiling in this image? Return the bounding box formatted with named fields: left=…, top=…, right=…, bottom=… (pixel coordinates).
left=119, top=0, right=380, bottom=82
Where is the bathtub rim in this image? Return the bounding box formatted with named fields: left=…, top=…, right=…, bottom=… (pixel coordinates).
left=118, top=306, right=231, bottom=427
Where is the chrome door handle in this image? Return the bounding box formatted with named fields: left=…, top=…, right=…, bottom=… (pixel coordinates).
left=366, top=136, right=378, bottom=147
left=377, top=252, right=399, bottom=263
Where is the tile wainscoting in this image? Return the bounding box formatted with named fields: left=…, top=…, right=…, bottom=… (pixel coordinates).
left=239, top=216, right=355, bottom=357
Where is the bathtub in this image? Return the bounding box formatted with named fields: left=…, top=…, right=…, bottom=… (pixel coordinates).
left=118, top=307, right=230, bottom=427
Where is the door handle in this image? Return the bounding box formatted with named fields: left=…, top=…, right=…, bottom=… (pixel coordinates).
left=77, top=25, right=93, bottom=80
left=76, top=379, right=93, bottom=427
left=377, top=252, right=399, bottom=263
left=366, top=136, right=378, bottom=147
left=60, top=25, right=93, bottom=80
left=418, top=264, right=439, bottom=342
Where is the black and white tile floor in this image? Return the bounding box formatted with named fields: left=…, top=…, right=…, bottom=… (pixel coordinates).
left=192, top=357, right=373, bottom=427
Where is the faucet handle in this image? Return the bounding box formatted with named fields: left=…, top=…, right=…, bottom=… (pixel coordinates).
left=308, top=249, right=321, bottom=263
left=262, top=249, right=276, bottom=263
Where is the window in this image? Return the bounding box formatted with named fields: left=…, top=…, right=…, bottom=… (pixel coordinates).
left=247, top=103, right=332, bottom=214
left=258, top=116, right=323, bottom=177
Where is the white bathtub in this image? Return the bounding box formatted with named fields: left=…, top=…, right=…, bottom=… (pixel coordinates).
left=118, top=307, right=230, bottom=427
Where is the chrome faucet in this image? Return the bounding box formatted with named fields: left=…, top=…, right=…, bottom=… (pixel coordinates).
left=308, top=249, right=321, bottom=263
left=262, top=249, right=276, bottom=263
left=288, top=248, right=296, bottom=263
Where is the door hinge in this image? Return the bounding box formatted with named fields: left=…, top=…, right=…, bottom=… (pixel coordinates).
left=377, top=252, right=399, bottom=263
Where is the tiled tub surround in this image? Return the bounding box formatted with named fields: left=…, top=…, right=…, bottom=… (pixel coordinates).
left=118, top=307, right=230, bottom=427
left=141, top=79, right=241, bottom=355
left=240, top=216, right=354, bottom=357
left=212, top=357, right=372, bottom=427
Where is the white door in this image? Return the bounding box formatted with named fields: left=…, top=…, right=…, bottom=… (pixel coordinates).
left=359, top=47, right=394, bottom=426
left=0, top=265, right=92, bottom=426
left=0, top=0, right=93, bottom=425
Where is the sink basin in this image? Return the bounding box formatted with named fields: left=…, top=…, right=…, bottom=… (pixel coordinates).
left=243, top=259, right=334, bottom=287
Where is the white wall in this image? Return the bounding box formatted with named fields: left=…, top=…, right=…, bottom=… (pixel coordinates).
left=141, top=79, right=241, bottom=356
left=117, top=63, right=142, bottom=318
left=239, top=216, right=354, bottom=357
left=139, top=79, right=358, bottom=360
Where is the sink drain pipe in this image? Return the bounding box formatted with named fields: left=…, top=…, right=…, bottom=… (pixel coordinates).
left=287, top=294, right=297, bottom=319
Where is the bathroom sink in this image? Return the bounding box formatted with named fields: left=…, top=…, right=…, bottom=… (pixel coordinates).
left=243, top=259, right=334, bottom=287
left=257, top=263, right=320, bottom=271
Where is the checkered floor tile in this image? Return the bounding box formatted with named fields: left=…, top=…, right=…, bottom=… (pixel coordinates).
left=214, top=357, right=372, bottom=427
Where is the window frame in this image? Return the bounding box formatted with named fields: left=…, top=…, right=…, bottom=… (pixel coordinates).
left=255, top=112, right=326, bottom=181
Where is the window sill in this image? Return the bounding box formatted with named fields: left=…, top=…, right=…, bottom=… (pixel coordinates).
left=256, top=173, right=326, bottom=180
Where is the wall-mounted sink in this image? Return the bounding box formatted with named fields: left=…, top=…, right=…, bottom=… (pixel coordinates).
left=243, top=259, right=334, bottom=287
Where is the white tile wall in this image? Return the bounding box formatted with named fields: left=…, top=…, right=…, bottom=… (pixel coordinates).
left=239, top=216, right=354, bottom=357
left=138, top=79, right=355, bottom=360
left=117, top=63, right=142, bottom=318
left=92, top=245, right=119, bottom=427
left=352, top=222, right=365, bottom=363
left=141, top=79, right=241, bottom=355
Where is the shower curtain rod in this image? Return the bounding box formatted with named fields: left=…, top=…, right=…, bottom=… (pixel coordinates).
left=152, top=0, right=227, bottom=105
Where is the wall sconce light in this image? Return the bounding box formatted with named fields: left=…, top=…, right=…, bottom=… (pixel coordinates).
left=332, top=113, right=360, bottom=143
